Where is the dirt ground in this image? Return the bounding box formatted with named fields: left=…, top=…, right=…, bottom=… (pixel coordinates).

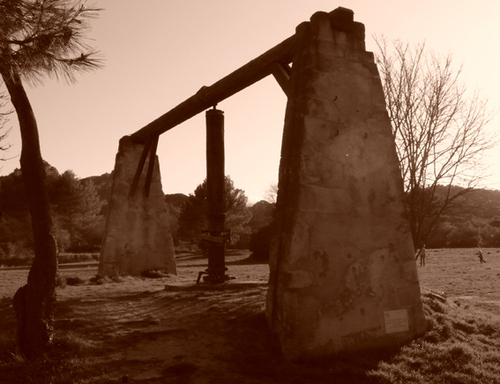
left=1, top=248, right=500, bottom=383
left=1, top=252, right=308, bottom=383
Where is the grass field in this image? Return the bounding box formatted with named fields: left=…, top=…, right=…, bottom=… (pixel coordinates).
left=417, top=248, right=500, bottom=317
left=1, top=248, right=500, bottom=383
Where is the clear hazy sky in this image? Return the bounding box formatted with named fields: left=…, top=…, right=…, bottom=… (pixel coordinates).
left=1, top=0, right=499, bottom=202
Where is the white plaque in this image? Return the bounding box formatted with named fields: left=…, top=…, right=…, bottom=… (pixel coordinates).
left=384, top=309, right=409, bottom=334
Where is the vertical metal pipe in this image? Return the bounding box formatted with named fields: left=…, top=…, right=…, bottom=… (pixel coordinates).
left=205, top=107, right=226, bottom=283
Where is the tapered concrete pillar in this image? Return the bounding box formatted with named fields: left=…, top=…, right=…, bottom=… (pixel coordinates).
left=267, top=8, right=426, bottom=360
left=98, top=136, right=176, bottom=276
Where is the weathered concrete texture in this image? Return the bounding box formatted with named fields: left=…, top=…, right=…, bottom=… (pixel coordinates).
left=267, top=8, right=426, bottom=360
left=98, top=136, right=176, bottom=277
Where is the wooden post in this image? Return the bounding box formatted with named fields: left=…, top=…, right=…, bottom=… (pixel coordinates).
left=205, top=107, right=226, bottom=283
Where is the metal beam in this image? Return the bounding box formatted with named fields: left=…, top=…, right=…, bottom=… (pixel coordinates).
left=144, top=135, right=159, bottom=197
left=130, top=34, right=297, bottom=143
left=272, top=62, right=292, bottom=96
left=129, top=137, right=152, bottom=197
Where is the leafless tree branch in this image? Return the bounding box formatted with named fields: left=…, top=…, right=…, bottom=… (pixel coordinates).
left=374, top=36, right=498, bottom=246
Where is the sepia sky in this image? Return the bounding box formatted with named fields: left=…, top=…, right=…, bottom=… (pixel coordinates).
left=1, top=0, right=499, bottom=202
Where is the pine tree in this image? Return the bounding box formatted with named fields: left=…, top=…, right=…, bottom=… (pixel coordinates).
left=178, top=176, right=251, bottom=246
left=0, top=0, right=101, bottom=358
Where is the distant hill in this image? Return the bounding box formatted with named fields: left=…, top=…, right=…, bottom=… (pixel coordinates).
left=84, top=173, right=113, bottom=203
left=165, top=193, right=188, bottom=208
left=248, top=200, right=274, bottom=230
left=5, top=163, right=500, bottom=249
left=424, top=186, right=500, bottom=248
left=439, top=185, right=500, bottom=221
left=82, top=173, right=190, bottom=209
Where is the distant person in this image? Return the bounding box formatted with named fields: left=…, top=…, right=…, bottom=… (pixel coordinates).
left=478, top=249, right=486, bottom=264
left=415, top=244, right=426, bottom=266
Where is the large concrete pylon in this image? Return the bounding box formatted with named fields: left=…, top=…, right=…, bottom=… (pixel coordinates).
left=98, top=136, right=176, bottom=277
left=267, top=8, right=426, bottom=360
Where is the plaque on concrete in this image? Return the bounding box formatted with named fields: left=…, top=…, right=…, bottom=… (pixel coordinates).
left=384, top=309, right=410, bottom=334
left=266, top=7, right=427, bottom=360
left=98, top=136, right=177, bottom=277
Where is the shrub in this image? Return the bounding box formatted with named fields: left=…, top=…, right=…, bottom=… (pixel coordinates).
left=249, top=224, right=274, bottom=261
left=64, top=276, right=85, bottom=286
left=141, top=270, right=171, bottom=279
left=57, top=253, right=99, bottom=264
left=0, top=242, right=34, bottom=266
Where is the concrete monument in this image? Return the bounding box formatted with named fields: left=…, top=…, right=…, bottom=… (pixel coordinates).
left=266, top=9, right=427, bottom=360
left=100, top=6, right=426, bottom=360
left=98, top=136, right=176, bottom=276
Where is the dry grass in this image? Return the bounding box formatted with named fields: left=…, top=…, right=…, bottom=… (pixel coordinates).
left=417, top=248, right=500, bottom=297
left=0, top=249, right=500, bottom=383
left=368, top=294, right=500, bottom=383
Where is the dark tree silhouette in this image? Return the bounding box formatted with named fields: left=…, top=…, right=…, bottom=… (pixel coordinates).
left=262, top=182, right=278, bottom=204
left=0, top=0, right=101, bottom=358
left=178, top=176, right=250, bottom=246
left=0, top=164, right=106, bottom=262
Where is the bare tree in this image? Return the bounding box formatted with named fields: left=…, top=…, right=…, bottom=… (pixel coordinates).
left=0, top=87, right=12, bottom=158
left=262, top=182, right=278, bottom=204
left=0, top=0, right=101, bottom=358
left=375, top=37, right=497, bottom=247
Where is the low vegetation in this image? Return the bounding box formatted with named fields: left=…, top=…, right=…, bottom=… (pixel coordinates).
left=3, top=163, right=500, bottom=269
left=0, top=165, right=106, bottom=265
left=369, top=294, right=500, bottom=383
left=0, top=252, right=99, bottom=268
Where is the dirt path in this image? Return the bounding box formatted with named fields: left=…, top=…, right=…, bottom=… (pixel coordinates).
left=2, top=252, right=298, bottom=383
left=57, top=280, right=273, bottom=382
left=47, top=253, right=371, bottom=383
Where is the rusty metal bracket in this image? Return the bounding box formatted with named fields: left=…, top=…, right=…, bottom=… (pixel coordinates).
left=129, top=137, right=152, bottom=197
left=129, top=134, right=159, bottom=197
left=200, top=230, right=231, bottom=244
left=196, top=267, right=236, bottom=284
left=144, top=135, right=159, bottom=197
left=272, top=62, right=292, bottom=96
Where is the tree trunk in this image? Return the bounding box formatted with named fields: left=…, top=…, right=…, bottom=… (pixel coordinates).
left=3, top=71, right=58, bottom=359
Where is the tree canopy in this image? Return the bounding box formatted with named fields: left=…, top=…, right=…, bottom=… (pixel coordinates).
left=0, top=163, right=105, bottom=263
left=0, top=0, right=101, bottom=84
left=178, top=176, right=251, bottom=246
left=0, top=0, right=102, bottom=358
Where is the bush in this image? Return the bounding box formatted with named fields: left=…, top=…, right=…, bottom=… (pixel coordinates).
left=0, top=242, right=34, bottom=266
left=141, top=270, right=171, bottom=278
left=446, top=223, right=480, bottom=248
left=175, top=241, right=200, bottom=255
left=249, top=224, right=274, bottom=261
left=64, top=276, right=85, bottom=286
left=57, top=253, right=99, bottom=264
